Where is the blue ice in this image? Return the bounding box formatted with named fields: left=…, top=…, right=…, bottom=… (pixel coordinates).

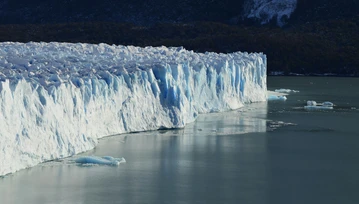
left=75, top=156, right=126, bottom=166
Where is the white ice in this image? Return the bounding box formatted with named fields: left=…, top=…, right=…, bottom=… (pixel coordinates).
left=304, top=106, right=333, bottom=110
left=305, top=101, right=334, bottom=110
left=0, top=42, right=267, bottom=176
left=275, top=88, right=299, bottom=93
left=322, top=102, right=334, bottom=107
left=267, top=90, right=287, bottom=101
left=306, top=101, right=317, bottom=106
left=268, top=95, right=287, bottom=101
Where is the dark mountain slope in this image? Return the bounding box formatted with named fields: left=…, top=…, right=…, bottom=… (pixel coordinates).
left=1, top=0, right=357, bottom=26
left=1, top=19, right=358, bottom=76
left=290, top=0, right=359, bottom=24
left=0, top=0, right=246, bottom=24
left=0, top=0, right=358, bottom=75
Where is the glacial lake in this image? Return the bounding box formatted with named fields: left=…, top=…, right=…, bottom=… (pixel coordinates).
left=1, top=76, right=359, bottom=204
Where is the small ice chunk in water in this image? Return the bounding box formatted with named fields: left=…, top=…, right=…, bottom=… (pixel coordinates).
left=304, top=106, right=333, bottom=110
left=322, top=101, right=334, bottom=107
left=275, top=89, right=299, bottom=93
left=305, top=100, right=334, bottom=110
left=268, top=95, right=287, bottom=101
left=75, top=156, right=126, bottom=166
left=307, top=101, right=317, bottom=106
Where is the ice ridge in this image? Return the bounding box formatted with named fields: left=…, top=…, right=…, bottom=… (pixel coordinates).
left=0, top=42, right=267, bottom=176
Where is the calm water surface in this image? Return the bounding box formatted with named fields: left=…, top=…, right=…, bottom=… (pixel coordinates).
left=1, top=77, right=359, bottom=204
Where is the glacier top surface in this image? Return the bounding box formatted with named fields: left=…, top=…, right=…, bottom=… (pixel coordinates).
left=0, top=42, right=263, bottom=88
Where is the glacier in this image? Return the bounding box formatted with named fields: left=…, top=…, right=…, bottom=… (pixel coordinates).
left=0, top=42, right=267, bottom=176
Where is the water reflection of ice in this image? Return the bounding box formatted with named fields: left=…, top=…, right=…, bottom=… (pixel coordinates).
left=40, top=102, right=268, bottom=168
left=0, top=102, right=270, bottom=204
left=186, top=102, right=268, bottom=136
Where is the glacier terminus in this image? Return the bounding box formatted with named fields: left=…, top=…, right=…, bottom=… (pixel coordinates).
left=0, top=42, right=267, bottom=176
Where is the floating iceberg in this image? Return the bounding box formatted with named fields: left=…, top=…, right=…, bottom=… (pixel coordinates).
left=267, top=90, right=287, bottom=101
left=304, top=101, right=334, bottom=110
left=307, top=100, right=317, bottom=106
left=274, top=89, right=299, bottom=93
left=322, top=102, right=334, bottom=107
left=75, top=156, right=126, bottom=166
left=267, top=88, right=299, bottom=101
left=268, top=95, right=287, bottom=101
left=0, top=42, right=267, bottom=176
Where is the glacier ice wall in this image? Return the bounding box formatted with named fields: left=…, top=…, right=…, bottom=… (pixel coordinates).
left=0, top=42, right=267, bottom=176
left=244, top=0, right=297, bottom=27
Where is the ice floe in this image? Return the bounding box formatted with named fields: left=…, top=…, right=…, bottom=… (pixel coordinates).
left=304, top=101, right=334, bottom=110
left=75, top=156, right=126, bottom=166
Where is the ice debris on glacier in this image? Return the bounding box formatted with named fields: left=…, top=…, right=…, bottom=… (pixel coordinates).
left=0, top=42, right=267, bottom=176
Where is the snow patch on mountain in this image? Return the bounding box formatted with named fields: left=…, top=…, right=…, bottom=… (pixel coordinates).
left=244, top=0, right=297, bottom=26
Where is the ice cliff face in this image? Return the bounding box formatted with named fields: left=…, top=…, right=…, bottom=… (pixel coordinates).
left=244, top=0, right=297, bottom=26
left=0, top=42, right=267, bottom=176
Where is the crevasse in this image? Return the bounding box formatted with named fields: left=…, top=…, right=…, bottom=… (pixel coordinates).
left=0, top=42, right=267, bottom=176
